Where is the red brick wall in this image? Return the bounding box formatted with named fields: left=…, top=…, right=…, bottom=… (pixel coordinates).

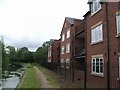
left=60, top=19, right=71, bottom=63
left=107, top=2, right=120, bottom=88
left=60, top=18, right=83, bottom=83
left=53, top=40, right=60, bottom=62
left=85, top=2, right=120, bottom=88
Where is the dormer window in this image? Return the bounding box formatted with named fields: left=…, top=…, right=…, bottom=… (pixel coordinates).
left=90, top=0, right=101, bottom=15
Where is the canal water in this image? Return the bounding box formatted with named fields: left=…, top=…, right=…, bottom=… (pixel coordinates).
left=2, top=75, right=20, bottom=88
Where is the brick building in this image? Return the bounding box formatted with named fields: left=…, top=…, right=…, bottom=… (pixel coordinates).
left=48, top=39, right=60, bottom=63
left=73, top=19, right=86, bottom=86
left=47, top=0, right=120, bottom=89
left=84, top=0, right=120, bottom=88
left=60, top=17, right=82, bottom=81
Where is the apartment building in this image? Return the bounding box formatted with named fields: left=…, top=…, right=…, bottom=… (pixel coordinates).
left=73, top=19, right=86, bottom=85
left=47, top=0, right=120, bottom=89
left=47, top=39, right=60, bottom=63
left=60, top=17, right=82, bottom=80
left=84, top=0, right=120, bottom=88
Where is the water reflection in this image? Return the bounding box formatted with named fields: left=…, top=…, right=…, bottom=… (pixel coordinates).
left=2, top=75, right=20, bottom=88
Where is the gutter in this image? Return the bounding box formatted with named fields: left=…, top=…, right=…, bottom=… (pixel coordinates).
left=105, top=2, right=110, bottom=90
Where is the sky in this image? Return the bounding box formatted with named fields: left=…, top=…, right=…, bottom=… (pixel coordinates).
left=0, top=0, right=89, bottom=51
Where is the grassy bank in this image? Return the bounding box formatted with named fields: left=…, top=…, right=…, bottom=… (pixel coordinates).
left=36, top=65, right=60, bottom=88
left=18, top=64, right=40, bottom=88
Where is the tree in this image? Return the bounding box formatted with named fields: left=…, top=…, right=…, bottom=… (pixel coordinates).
left=6, top=45, right=16, bottom=63
left=15, top=47, right=33, bottom=63
left=33, top=42, right=48, bottom=66
left=1, top=41, right=10, bottom=71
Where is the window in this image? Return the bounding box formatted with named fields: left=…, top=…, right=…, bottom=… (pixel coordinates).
left=91, top=0, right=101, bottom=14
left=66, top=43, right=70, bottom=53
left=66, top=29, right=70, bottom=39
left=91, top=23, right=103, bottom=44
left=61, top=46, right=64, bottom=54
left=61, top=59, right=64, bottom=68
left=92, top=56, right=104, bottom=75
left=62, top=34, right=65, bottom=42
left=116, top=12, right=120, bottom=35
left=48, top=48, right=50, bottom=57
left=48, top=58, right=51, bottom=62
left=118, top=57, right=120, bottom=78
left=48, top=51, right=49, bottom=57
left=64, top=23, right=67, bottom=28
left=66, top=59, right=70, bottom=69
left=49, top=50, right=51, bottom=56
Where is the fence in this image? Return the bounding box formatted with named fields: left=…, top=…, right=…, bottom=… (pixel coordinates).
left=43, top=60, right=120, bottom=89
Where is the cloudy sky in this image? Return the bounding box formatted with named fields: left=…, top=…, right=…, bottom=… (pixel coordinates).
left=0, top=0, right=89, bottom=51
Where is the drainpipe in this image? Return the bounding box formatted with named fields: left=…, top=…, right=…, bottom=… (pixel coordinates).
left=84, top=19, right=87, bottom=89
left=65, top=61, right=66, bottom=79
left=71, top=34, right=75, bottom=83
left=105, top=2, right=110, bottom=90
left=71, top=29, right=74, bottom=83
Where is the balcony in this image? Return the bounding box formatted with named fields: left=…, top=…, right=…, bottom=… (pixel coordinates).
left=74, top=29, right=85, bottom=59
left=75, top=45, right=85, bottom=59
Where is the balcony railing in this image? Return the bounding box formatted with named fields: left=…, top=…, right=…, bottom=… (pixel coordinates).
left=75, top=44, right=85, bottom=58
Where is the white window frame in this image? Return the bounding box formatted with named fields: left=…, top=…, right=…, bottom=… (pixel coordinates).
left=62, top=34, right=65, bottom=42
left=91, top=23, right=103, bottom=44
left=66, top=28, right=70, bottom=39
left=91, top=55, right=104, bottom=76
left=118, top=57, right=120, bottom=78
left=49, top=50, right=51, bottom=56
left=61, top=59, right=64, bottom=68
left=116, top=12, right=120, bottom=35
left=48, top=58, right=51, bottom=62
left=91, top=0, right=101, bottom=15
left=66, top=43, right=70, bottom=53
left=61, top=46, right=64, bottom=54
left=48, top=51, right=49, bottom=57
left=66, top=59, right=70, bottom=69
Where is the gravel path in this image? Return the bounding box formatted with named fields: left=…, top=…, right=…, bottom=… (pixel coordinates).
left=34, top=66, right=54, bottom=88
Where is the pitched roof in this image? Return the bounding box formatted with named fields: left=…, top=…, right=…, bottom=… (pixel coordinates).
left=65, top=17, right=81, bottom=24
left=66, top=17, right=74, bottom=24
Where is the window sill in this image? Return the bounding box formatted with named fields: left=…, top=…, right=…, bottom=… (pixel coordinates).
left=66, top=37, right=70, bottom=39
left=117, top=78, right=120, bottom=81
left=66, top=67, right=70, bottom=69
left=66, top=52, right=70, bottom=54
left=91, top=40, right=103, bottom=45
left=90, top=8, right=102, bottom=17
left=91, top=73, right=104, bottom=77
left=116, top=34, right=120, bottom=38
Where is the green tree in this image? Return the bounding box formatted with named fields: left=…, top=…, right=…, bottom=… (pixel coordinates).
left=1, top=42, right=10, bottom=71
left=33, top=42, right=48, bottom=66
left=6, top=45, right=16, bottom=63
left=15, top=47, right=33, bottom=63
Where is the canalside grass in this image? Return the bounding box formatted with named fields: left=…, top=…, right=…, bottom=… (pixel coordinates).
left=36, top=64, right=60, bottom=88
left=18, top=64, right=40, bottom=88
